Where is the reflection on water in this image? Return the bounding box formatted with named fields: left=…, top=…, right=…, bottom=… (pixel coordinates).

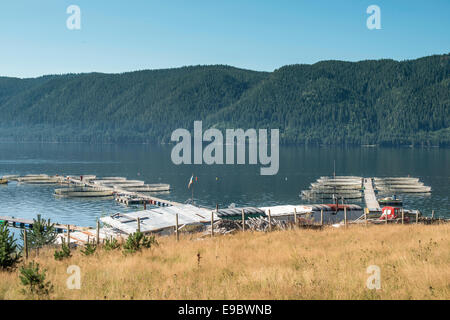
left=0, top=143, right=448, bottom=235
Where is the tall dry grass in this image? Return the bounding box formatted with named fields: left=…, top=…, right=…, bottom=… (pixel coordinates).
left=1, top=223, right=449, bottom=300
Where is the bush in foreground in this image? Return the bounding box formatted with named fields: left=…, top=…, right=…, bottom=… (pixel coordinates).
left=80, top=242, right=97, bottom=256
left=19, top=261, right=53, bottom=299
left=104, top=237, right=121, bottom=251
left=54, top=239, right=71, bottom=261
left=21, top=214, right=57, bottom=250
left=123, top=232, right=158, bottom=254
left=0, top=223, right=21, bottom=270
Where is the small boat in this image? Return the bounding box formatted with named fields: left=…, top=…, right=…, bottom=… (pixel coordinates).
left=0, top=178, right=8, bottom=184
left=378, top=196, right=403, bottom=206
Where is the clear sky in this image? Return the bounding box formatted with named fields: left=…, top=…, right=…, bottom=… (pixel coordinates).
left=0, top=0, right=449, bottom=78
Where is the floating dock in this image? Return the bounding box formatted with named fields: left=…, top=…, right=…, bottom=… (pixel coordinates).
left=54, top=187, right=114, bottom=197
left=0, top=215, right=89, bottom=233
left=374, top=177, right=431, bottom=193
left=302, top=176, right=363, bottom=200
left=363, top=178, right=381, bottom=212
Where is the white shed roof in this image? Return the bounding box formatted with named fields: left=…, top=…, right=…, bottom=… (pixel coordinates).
left=100, top=204, right=218, bottom=234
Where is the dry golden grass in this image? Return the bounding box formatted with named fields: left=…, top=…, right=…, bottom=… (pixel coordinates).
left=1, top=223, right=449, bottom=300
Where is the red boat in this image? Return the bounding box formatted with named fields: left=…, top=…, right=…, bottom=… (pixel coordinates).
left=379, top=206, right=410, bottom=222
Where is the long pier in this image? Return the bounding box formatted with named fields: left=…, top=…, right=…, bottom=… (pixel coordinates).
left=363, top=178, right=381, bottom=212
left=0, top=216, right=89, bottom=232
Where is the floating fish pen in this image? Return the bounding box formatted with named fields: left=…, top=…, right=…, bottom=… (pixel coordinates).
left=109, top=180, right=145, bottom=185
left=19, top=178, right=64, bottom=184
left=54, top=187, right=114, bottom=197
left=16, top=174, right=67, bottom=184
left=122, top=183, right=171, bottom=192
left=320, top=176, right=362, bottom=180
left=310, top=182, right=362, bottom=189
left=376, top=182, right=424, bottom=188
left=377, top=186, right=432, bottom=193
left=374, top=177, right=419, bottom=183
left=316, top=177, right=362, bottom=183
left=95, top=177, right=127, bottom=181
left=374, top=177, right=431, bottom=193
left=305, top=187, right=362, bottom=194
left=17, top=174, right=53, bottom=181
left=93, top=179, right=145, bottom=186
left=312, top=180, right=362, bottom=186
left=302, top=176, right=365, bottom=201
left=302, top=190, right=363, bottom=199
left=1, top=175, right=19, bottom=180
left=106, top=183, right=148, bottom=189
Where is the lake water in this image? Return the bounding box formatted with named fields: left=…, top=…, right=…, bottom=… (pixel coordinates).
left=0, top=143, right=448, bottom=236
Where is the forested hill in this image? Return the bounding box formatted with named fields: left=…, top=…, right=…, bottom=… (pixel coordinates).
left=0, top=54, right=449, bottom=146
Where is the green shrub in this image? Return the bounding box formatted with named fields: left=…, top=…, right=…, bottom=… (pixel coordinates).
left=80, top=242, right=97, bottom=256
left=21, top=214, right=57, bottom=249
left=54, top=239, right=71, bottom=261
left=0, top=223, right=21, bottom=270
left=19, top=261, right=53, bottom=299
left=123, top=232, right=158, bottom=254
left=104, top=237, right=120, bottom=251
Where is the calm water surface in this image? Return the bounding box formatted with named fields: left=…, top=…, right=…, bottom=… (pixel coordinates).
left=0, top=143, right=448, bottom=235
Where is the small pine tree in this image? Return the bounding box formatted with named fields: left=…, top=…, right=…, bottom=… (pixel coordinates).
left=123, top=232, right=158, bottom=254
left=0, top=223, right=22, bottom=270
left=22, top=214, right=57, bottom=249
left=104, top=237, right=120, bottom=251
left=54, top=238, right=71, bottom=261
left=80, top=242, right=97, bottom=256
left=19, top=261, right=53, bottom=299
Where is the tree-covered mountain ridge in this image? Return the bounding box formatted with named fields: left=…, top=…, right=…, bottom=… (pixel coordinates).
left=0, top=54, right=448, bottom=146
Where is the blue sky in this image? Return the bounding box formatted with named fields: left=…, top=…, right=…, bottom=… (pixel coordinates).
left=0, top=0, right=449, bottom=78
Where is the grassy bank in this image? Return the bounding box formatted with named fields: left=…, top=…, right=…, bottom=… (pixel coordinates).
left=1, top=223, right=449, bottom=300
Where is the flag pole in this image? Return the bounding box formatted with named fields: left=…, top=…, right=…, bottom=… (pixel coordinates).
left=191, top=173, right=194, bottom=205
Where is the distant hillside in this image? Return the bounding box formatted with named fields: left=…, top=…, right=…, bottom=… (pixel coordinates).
left=0, top=55, right=449, bottom=146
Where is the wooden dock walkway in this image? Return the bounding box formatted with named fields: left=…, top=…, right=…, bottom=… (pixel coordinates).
left=0, top=216, right=89, bottom=232
left=363, top=178, right=381, bottom=212
left=66, top=177, right=181, bottom=207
